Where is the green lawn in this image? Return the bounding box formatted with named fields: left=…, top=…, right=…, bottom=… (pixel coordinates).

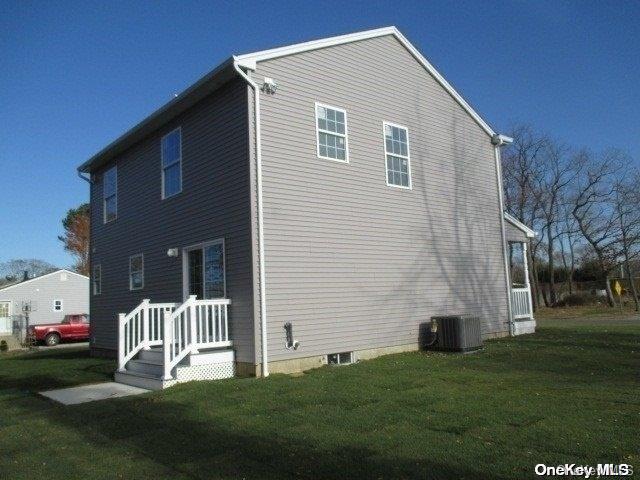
left=1, top=316, right=638, bottom=480
left=536, top=304, right=639, bottom=320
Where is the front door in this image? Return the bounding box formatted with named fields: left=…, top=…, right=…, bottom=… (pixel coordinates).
left=0, top=301, right=12, bottom=334
left=184, top=240, right=226, bottom=300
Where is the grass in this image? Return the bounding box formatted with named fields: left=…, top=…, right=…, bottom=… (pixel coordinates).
left=536, top=303, right=639, bottom=320
left=0, top=316, right=638, bottom=480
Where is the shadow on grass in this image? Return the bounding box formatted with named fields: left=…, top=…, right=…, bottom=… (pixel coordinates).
left=46, top=395, right=505, bottom=480
left=13, top=349, right=92, bottom=362
left=0, top=348, right=115, bottom=392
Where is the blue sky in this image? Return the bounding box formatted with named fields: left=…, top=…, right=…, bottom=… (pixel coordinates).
left=1, top=0, right=639, bottom=267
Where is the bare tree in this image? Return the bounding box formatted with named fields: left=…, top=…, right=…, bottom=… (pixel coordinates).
left=558, top=202, right=581, bottom=295
left=0, top=259, right=58, bottom=284
left=533, top=139, right=579, bottom=306
left=612, top=170, right=640, bottom=310
left=571, top=149, right=624, bottom=307
left=502, top=124, right=546, bottom=308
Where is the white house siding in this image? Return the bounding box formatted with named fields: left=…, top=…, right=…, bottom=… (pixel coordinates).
left=251, top=34, right=509, bottom=363
left=0, top=270, right=89, bottom=325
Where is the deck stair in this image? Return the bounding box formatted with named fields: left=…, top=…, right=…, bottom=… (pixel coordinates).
left=114, top=296, right=234, bottom=390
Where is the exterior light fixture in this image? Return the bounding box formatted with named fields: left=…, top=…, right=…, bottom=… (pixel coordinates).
left=167, top=248, right=179, bottom=257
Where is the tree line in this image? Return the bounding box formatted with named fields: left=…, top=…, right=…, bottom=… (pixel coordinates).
left=502, top=124, right=640, bottom=310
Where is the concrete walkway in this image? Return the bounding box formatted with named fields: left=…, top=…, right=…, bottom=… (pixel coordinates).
left=40, top=382, right=149, bottom=405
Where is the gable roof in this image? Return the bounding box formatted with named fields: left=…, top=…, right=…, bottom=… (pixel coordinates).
left=0, top=269, right=88, bottom=293
left=504, top=212, right=536, bottom=238
left=78, top=26, right=497, bottom=174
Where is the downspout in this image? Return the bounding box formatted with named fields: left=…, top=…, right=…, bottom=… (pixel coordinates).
left=492, top=134, right=515, bottom=336
left=233, top=57, right=269, bottom=377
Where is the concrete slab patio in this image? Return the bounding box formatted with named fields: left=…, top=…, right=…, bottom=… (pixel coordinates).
left=40, top=382, right=149, bottom=405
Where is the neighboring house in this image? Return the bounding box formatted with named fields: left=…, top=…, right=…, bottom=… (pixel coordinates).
left=77, top=26, right=535, bottom=389
left=0, top=269, right=89, bottom=335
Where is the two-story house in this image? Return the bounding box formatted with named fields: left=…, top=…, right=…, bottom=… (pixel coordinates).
left=77, top=27, right=535, bottom=389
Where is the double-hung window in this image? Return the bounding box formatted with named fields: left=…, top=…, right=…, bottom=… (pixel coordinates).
left=316, top=103, right=348, bottom=162
left=129, top=254, right=144, bottom=291
left=92, top=264, right=101, bottom=295
left=161, top=128, right=182, bottom=198
left=383, top=123, right=411, bottom=189
left=103, top=166, right=117, bottom=222
left=53, top=299, right=63, bottom=312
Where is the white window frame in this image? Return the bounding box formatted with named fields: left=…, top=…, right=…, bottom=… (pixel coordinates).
left=129, top=253, right=144, bottom=291
left=0, top=301, right=11, bottom=319
left=92, top=264, right=101, bottom=295
left=53, top=299, right=63, bottom=312
left=382, top=122, right=412, bottom=190
left=103, top=166, right=117, bottom=223
left=161, top=127, right=183, bottom=199
left=181, top=238, right=226, bottom=301
left=315, top=102, right=349, bottom=163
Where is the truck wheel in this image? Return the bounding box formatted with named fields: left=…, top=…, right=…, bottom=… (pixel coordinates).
left=45, top=333, right=60, bottom=346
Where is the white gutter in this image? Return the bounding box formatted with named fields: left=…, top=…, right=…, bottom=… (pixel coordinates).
left=492, top=134, right=515, bottom=336
left=233, top=57, right=269, bottom=377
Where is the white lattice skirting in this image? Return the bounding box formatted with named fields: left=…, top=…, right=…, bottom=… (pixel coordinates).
left=162, top=361, right=235, bottom=388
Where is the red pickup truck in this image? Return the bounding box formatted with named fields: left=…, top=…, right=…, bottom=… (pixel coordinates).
left=28, top=314, right=90, bottom=346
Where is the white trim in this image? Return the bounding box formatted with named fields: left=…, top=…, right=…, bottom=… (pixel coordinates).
left=92, top=264, right=102, bottom=296
left=161, top=127, right=183, bottom=199
left=181, top=238, right=227, bottom=301
left=314, top=102, right=349, bottom=163
left=237, top=26, right=496, bottom=138
left=382, top=121, right=412, bottom=190
left=0, top=300, right=11, bottom=317
left=0, top=269, right=89, bottom=293
left=233, top=60, right=269, bottom=378
left=129, top=253, right=144, bottom=291
left=53, top=299, right=63, bottom=312
left=504, top=212, right=536, bottom=238
left=494, top=146, right=514, bottom=336
left=103, top=165, right=117, bottom=224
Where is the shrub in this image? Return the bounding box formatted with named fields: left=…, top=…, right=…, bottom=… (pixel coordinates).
left=0, top=340, right=7, bottom=352
left=554, top=292, right=600, bottom=308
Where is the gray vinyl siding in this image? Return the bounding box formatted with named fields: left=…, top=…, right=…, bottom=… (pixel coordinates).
left=89, top=79, right=255, bottom=362
left=253, top=34, right=509, bottom=362
left=0, top=270, right=89, bottom=325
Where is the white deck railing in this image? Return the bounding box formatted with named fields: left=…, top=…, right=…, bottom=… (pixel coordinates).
left=511, top=287, right=533, bottom=320
left=118, top=300, right=178, bottom=372
left=118, top=296, right=231, bottom=378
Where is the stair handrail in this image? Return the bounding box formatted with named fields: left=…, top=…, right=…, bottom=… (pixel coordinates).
left=118, top=298, right=150, bottom=372
left=162, top=295, right=197, bottom=380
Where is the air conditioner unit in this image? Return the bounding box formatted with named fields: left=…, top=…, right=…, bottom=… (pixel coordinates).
left=430, top=315, right=483, bottom=352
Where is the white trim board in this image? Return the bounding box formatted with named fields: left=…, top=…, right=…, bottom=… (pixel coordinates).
left=236, top=26, right=497, bottom=138
left=504, top=212, right=536, bottom=238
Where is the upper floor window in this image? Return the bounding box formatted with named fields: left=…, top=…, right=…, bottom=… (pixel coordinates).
left=383, top=123, right=411, bottom=189
left=129, top=254, right=144, bottom=291
left=53, top=299, right=63, bottom=312
left=161, top=128, right=182, bottom=198
left=315, top=103, right=348, bottom=162
left=103, top=166, right=117, bottom=222
left=93, top=264, right=101, bottom=295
